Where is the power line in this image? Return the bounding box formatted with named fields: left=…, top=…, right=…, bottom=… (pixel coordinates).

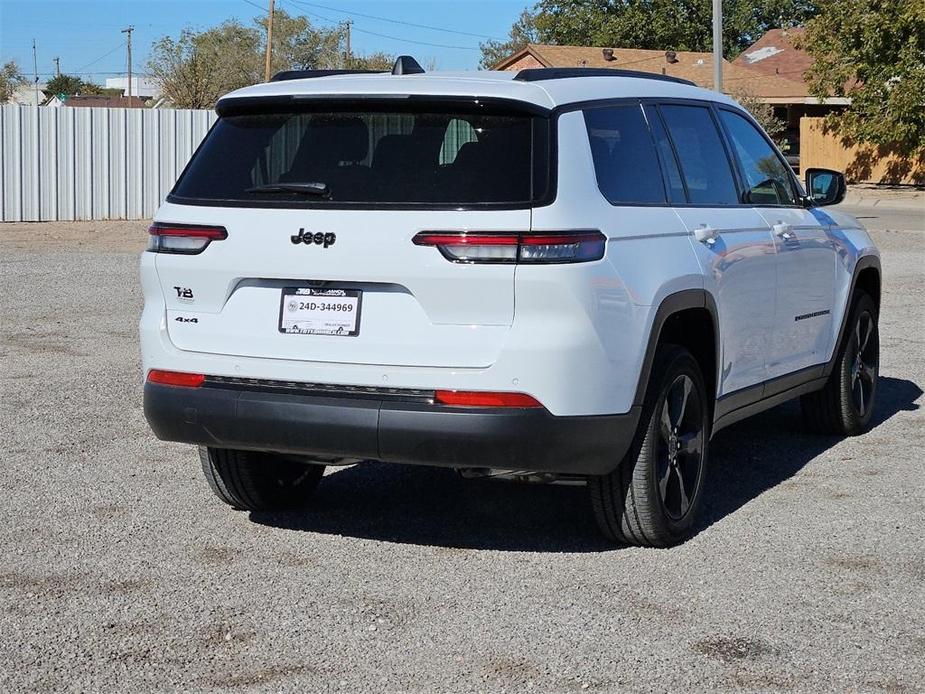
left=283, top=0, right=479, bottom=51
left=286, top=0, right=504, bottom=41
left=74, top=42, right=125, bottom=74
left=351, top=24, right=479, bottom=51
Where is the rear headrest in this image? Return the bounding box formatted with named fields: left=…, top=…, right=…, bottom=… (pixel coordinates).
left=306, top=117, right=369, bottom=163
left=373, top=134, right=416, bottom=171
left=451, top=141, right=482, bottom=169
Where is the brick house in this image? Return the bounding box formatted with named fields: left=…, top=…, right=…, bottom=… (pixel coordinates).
left=495, top=43, right=848, bottom=159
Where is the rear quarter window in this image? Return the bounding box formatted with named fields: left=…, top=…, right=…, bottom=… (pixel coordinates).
left=583, top=105, right=666, bottom=205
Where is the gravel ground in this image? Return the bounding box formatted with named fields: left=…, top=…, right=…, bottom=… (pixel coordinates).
left=1, top=205, right=923, bottom=693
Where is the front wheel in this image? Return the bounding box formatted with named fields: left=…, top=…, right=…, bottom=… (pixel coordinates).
left=590, top=345, right=710, bottom=547
left=801, top=290, right=879, bottom=435
left=199, top=447, right=325, bottom=511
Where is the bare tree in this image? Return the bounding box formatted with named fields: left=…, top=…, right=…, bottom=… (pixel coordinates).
left=0, top=60, right=27, bottom=103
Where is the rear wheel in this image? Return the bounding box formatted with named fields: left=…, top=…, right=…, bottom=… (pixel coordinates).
left=590, top=345, right=710, bottom=547
left=801, top=291, right=879, bottom=435
left=199, top=447, right=325, bottom=511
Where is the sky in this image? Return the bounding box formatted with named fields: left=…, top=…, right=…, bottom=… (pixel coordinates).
left=0, top=0, right=526, bottom=84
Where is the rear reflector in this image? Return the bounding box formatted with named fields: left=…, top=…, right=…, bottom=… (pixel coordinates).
left=413, top=231, right=605, bottom=264
left=148, top=223, right=227, bottom=254
left=147, top=370, right=205, bottom=388
left=435, top=390, right=542, bottom=408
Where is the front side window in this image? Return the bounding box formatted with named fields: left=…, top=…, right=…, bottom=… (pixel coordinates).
left=171, top=105, right=544, bottom=206
left=659, top=105, right=739, bottom=206
left=583, top=105, right=666, bottom=205
left=719, top=109, right=797, bottom=206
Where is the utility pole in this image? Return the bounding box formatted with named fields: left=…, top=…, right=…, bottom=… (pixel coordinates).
left=121, top=26, right=134, bottom=102
left=264, top=0, right=275, bottom=82
left=32, top=39, right=39, bottom=105
left=53, top=57, right=61, bottom=78
left=712, top=0, right=723, bottom=93
left=344, top=19, right=352, bottom=67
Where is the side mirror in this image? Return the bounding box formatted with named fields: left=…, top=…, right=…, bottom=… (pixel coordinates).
left=804, top=168, right=846, bottom=206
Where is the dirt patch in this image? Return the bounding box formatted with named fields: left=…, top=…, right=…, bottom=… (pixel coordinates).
left=693, top=636, right=776, bottom=663
left=825, top=555, right=880, bottom=571
left=199, top=664, right=313, bottom=688
left=196, top=545, right=237, bottom=567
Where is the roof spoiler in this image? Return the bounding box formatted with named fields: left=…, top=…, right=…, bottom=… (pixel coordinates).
left=268, top=56, right=426, bottom=82
left=270, top=69, right=382, bottom=82
left=513, top=67, right=695, bottom=86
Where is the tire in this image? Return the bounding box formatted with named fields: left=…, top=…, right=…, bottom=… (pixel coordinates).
left=199, top=447, right=325, bottom=511
left=590, top=345, right=710, bottom=547
left=801, top=291, right=879, bottom=436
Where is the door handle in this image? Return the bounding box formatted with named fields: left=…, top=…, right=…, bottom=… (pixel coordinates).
left=693, top=224, right=718, bottom=245
left=773, top=222, right=794, bottom=240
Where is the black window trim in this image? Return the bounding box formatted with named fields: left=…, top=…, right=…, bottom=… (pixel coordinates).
left=642, top=103, right=689, bottom=204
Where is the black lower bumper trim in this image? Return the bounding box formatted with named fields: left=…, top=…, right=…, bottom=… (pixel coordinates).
left=143, top=383, right=639, bottom=475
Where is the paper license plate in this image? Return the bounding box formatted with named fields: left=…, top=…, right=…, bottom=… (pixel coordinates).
left=278, top=287, right=361, bottom=336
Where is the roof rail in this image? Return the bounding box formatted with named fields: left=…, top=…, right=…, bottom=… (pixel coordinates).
left=270, top=69, right=382, bottom=82
left=513, top=67, right=696, bottom=86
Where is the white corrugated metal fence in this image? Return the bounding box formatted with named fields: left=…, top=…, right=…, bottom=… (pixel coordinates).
left=0, top=104, right=216, bottom=222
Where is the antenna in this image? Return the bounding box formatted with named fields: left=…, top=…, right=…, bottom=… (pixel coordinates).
left=391, top=55, right=425, bottom=75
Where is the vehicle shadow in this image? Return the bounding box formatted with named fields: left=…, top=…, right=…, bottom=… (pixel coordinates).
left=249, top=376, right=921, bottom=552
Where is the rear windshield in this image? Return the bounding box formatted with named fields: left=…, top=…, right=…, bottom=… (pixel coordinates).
left=170, top=103, right=549, bottom=207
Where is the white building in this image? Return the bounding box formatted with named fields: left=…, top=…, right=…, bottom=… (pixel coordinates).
left=104, top=76, right=159, bottom=98
left=9, top=83, right=48, bottom=106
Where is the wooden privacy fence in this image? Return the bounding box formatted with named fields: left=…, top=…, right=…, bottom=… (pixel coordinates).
left=800, top=117, right=924, bottom=185
left=0, top=105, right=217, bottom=222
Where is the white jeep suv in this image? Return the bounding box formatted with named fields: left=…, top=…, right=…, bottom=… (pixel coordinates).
left=141, top=58, right=881, bottom=547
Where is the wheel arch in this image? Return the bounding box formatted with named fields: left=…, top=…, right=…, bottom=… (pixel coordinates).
left=853, top=257, right=881, bottom=310
left=825, top=254, right=882, bottom=378
left=633, top=289, right=720, bottom=410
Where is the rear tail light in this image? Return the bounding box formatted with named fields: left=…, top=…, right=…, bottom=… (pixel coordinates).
left=413, top=231, right=605, bottom=264
left=148, top=223, right=227, bottom=254
left=147, top=370, right=205, bottom=387
left=435, top=390, right=543, bottom=408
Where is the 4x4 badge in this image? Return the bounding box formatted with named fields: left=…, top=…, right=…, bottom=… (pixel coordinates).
left=291, top=228, right=336, bottom=248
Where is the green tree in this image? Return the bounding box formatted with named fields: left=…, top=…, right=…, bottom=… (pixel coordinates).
left=485, top=0, right=817, bottom=66
left=257, top=9, right=341, bottom=73
left=800, top=0, right=925, bottom=155
left=730, top=87, right=788, bottom=148
left=479, top=9, right=539, bottom=69
left=0, top=60, right=27, bottom=103
left=46, top=74, right=84, bottom=96
left=148, top=10, right=394, bottom=108
left=147, top=20, right=263, bottom=108
left=345, top=51, right=395, bottom=72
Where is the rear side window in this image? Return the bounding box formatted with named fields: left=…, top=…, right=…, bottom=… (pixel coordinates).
left=659, top=105, right=739, bottom=205
left=583, top=105, right=665, bottom=204
left=171, top=105, right=545, bottom=206
left=719, top=109, right=797, bottom=206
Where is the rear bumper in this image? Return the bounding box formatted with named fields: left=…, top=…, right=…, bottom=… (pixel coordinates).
left=143, top=382, right=639, bottom=475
